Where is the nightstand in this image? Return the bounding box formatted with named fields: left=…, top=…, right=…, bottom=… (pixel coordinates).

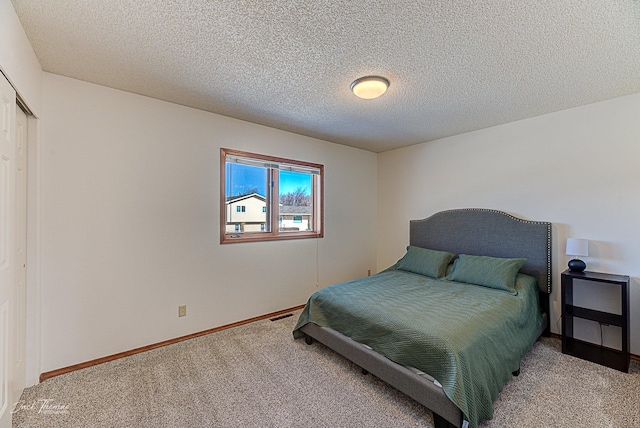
left=561, top=269, right=630, bottom=372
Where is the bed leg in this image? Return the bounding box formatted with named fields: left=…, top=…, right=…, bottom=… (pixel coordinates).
left=361, top=368, right=369, bottom=375
left=433, top=413, right=456, bottom=428
left=512, top=367, right=520, bottom=377
left=304, top=334, right=313, bottom=345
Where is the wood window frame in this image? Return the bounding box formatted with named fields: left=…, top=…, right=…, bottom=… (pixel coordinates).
left=220, top=148, right=324, bottom=244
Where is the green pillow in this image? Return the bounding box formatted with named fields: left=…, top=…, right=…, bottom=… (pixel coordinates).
left=446, top=254, right=526, bottom=294
left=396, top=246, right=456, bottom=279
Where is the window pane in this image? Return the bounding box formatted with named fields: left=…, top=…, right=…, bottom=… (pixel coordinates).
left=225, top=163, right=270, bottom=234
left=279, top=170, right=313, bottom=232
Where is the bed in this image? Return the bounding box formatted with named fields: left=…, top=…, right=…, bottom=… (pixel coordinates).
left=293, top=208, right=552, bottom=428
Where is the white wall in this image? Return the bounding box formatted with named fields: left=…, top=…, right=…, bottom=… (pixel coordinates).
left=377, top=92, right=640, bottom=355
left=40, top=73, right=377, bottom=372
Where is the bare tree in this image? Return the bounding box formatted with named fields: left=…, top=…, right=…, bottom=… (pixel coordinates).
left=234, top=186, right=259, bottom=197
left=280, top=187, right=311, bottom=206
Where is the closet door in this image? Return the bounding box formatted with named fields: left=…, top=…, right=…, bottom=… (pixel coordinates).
left=12, top=105, right=27, bottom=403
left=0, top=73, right=17, bottom=428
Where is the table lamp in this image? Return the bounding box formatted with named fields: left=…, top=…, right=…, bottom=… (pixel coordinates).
left=566, top=238, right=588, bottom=272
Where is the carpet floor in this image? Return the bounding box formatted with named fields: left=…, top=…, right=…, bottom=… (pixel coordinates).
left=12, top=310, right=640, bottom=427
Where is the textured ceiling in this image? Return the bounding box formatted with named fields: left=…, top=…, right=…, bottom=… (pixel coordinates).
left=11, top=0, right=640, bottom=152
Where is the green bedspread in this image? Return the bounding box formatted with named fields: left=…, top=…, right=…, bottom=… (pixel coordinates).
left=293, top=270, right=542, bottom=428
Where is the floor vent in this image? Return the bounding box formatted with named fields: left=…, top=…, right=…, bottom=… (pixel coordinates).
left=270, top=313, right=294, bottom=322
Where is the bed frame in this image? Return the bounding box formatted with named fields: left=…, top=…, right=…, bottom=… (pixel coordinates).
left=299, top=208, right=552, bottom=428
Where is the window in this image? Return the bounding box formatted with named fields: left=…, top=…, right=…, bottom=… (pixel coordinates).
left=221, top=148, right=323, bottom=243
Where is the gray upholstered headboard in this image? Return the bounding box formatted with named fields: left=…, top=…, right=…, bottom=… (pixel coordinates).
left=410, top=208, right=552, bottom=294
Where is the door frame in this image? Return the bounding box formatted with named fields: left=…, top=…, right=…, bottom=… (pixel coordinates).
left=24, top=111, right=41, bottom=387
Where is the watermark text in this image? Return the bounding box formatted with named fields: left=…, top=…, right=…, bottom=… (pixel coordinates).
left=12, top=399, right=70, bottom=415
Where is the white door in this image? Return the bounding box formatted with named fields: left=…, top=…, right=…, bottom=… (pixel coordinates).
left=12, top=105, right=27, bottom=402
left=0, top=74, right=17, bottom=428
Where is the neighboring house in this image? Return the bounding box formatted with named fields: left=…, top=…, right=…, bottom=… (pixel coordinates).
left=225, top=193, right=267, bottom=233
left=279, top=205, right=313, bottom=232
left=225, top=193, right=313, bottom=233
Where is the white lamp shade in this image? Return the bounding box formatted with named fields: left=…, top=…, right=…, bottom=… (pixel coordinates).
left=566, top=238, right=589, bottom=257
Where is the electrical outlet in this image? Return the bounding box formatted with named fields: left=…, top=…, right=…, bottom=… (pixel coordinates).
left=367, top=269, right=371, bottom=276
left=178, top=305, right=187, bottom=317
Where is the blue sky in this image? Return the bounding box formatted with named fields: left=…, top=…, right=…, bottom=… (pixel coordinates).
left=226, top=164, right=311, bottom=197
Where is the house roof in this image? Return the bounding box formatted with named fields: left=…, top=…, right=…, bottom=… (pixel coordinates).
left=225, top=193, right=266, bottom=204
left=280, top=205, right=312, bottom=215
left=12, top=1, right=640, bottom=152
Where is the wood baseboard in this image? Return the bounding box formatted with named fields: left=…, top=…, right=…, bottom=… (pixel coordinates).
left=549, top=332, right=639, bottom=362
left=39, top=304, right=305, bottom=383
left=39, top=316, right=638, bottom=383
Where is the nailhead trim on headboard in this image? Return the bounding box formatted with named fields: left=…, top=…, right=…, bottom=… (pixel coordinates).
left=413, top=208, right=552, bottom=294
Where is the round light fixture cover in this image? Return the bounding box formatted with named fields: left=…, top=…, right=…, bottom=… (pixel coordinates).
left=351, top=76, right=390, bottom=99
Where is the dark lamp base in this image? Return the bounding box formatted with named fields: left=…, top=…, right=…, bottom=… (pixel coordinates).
left=568, top=259, right=586, bottom=272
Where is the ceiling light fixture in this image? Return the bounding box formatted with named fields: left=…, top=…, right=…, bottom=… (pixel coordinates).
left=350, top=76, right=390, bottom=100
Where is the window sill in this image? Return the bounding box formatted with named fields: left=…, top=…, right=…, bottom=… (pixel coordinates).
left=221, top=231, right=323, bottom=244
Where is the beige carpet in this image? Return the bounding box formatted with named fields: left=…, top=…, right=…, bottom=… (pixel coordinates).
left=12, top=311, right=640, bottom=427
